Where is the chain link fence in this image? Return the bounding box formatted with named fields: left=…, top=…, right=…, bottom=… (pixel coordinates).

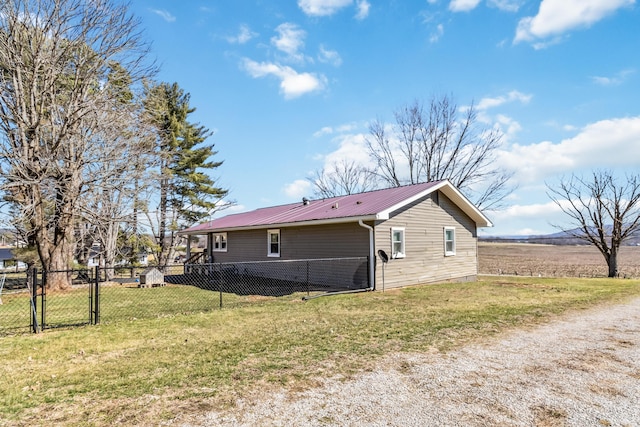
left=0, top=270, right=34, bottom=336
left=0, top=257, right=370, bottom=336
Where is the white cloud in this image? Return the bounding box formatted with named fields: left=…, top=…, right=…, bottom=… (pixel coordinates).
left=318, top=45, right=342, bottom=67
left=477, top=90, right=532, bottom=111
left=313, top=126, right=335, bottom=137
left=271, top=23, right=306, bottom=62
left=226, top=24, right=258, bottom=44
left=355, top=0, right=371, bottom=19
left=591, top=69, right=635, bottom=86
left=284, top=179, right=312, bottom=199
left=514, top=0, right=635, bottom=45
left=242, top=59, right=327, bottom=99
left=484, top=198, right=578, bottom=235
left=150, top=9, right=176, bottom=23
left=499, top=116, right=640, bottom=183
left=322, top=133, right=371, bottom=166
left=298, top=0, right=369, bottom=18
left=495, top=114, right=522, bottom=140
left=430, top=24, right=445, bottom=43
left=488, top=0, right=524, bottom=12
left=492, top=201, right=563, bottom=220
left=449, top=0, right=482, bottom=12
left=298, top=0, right=353, bottom=16
left=312, top=122, right=359, bottom=137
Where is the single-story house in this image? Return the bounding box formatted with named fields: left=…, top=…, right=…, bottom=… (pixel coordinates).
left=179, top=180, right=492, bottom=291
left=0, top=247, right=27, bottom=270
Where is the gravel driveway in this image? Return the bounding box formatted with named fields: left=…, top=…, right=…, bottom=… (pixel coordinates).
left=193, top=297, right=640, bottom=427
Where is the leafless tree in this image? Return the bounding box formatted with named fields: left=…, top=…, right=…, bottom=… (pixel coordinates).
left=310, top=159, right=378, bottom=198
left=366, top=96, right=514, bottom=209
left=0, top=0, right=153, bottom=289
left=547, top=171, right=640, bottom=278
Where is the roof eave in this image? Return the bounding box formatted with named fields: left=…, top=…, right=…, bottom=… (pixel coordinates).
left=179, top=214, right=379, bottom=235
left=377, top=180, right=493, bottom=228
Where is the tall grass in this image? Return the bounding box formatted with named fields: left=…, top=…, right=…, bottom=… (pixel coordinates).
left=0, top=276, right=638, bottom=426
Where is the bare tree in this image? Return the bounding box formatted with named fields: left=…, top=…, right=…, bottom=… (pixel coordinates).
left=310, top=159, right=378, bottom=198
left=366, top=96, right=514, bottom=209
left=0, top=0, right=152, bottom=289
left=547, top=171, right=640, bottom=278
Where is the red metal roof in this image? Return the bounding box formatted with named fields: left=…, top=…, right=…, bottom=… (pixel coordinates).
left=181, top=180, right=492, bottom=234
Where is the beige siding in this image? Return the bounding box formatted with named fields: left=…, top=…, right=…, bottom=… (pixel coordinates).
left=211, top=222, right=370, bottom=263
left=374, top=191, right=478, bottom=290
left=205, top=192, right=479, bottom=290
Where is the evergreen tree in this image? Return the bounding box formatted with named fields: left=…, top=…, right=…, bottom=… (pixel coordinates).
left=143, top=81, right=227, bottom=266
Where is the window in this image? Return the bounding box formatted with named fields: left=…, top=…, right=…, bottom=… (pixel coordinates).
left=444, top=227, right=456, bottom=256
left=213, top=233, right=227, bottom=252
left=391, top=227, right=405, bottom=259
left=267, top=229, right=280, bottom=257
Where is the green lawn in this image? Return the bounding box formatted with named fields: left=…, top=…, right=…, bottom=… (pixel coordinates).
left=0, top=283, right=293, bottom=335
left=1, top=276, right=639, bottom=426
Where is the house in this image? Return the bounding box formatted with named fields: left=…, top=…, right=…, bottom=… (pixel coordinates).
left=85, top=246, right=149, bottom=268
left=179, top=180, right=492, bottom=291
left=0, top=247, right=27, bottom=271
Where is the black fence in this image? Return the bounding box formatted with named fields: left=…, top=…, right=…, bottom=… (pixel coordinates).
left=0, top=257, right=370, bottom=336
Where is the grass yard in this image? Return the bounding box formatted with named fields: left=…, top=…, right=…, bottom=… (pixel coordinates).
left=0, top=283, right=297, bottom=336
left=1, top=276, right=639, bottom=426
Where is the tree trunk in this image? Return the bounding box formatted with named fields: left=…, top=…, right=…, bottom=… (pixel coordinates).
left=46, top=240, right=73, bottom=290
left=607, top=251, right=618, bottom=278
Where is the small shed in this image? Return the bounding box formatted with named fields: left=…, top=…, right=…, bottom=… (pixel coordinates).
left=139, top=267, right=164, bottom=288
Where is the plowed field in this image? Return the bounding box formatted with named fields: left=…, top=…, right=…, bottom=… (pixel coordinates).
left=478, top=242, right=640, bottom=278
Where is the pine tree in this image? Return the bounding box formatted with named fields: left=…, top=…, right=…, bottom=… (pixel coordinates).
left=143, top=81, right=227, bottom=266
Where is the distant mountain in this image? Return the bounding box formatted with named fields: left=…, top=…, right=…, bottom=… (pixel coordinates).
left=481, top=227, right=640, bottom=246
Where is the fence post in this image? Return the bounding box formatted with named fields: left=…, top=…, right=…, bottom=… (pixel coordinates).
left=89, top=269, right=93, bottom=325
left=367, top=256, right=371, bottom=290
left=41, top=269, right=46, bottom=330
left=30, top=267, right=39, bottom=333
left=306, top=260, right=310, bottom=296
left=94, top=266, right=100, bottom=324
left=218, top=264, right=223, bottom=309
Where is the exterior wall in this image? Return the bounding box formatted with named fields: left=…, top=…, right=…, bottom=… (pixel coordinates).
left=210, top=221, right=370, bottom=263
left=373, top=191, right=478, bottom=290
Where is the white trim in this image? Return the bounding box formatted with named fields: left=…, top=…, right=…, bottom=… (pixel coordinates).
left=267, top=229, right=280, bottom=257
left=391, top=227, right=406, bottom=259
left=377, top=180, right=493, bottom=227
left=212, top=232, right=227, bottom=252
left=444, top=226, right=456, bottom=256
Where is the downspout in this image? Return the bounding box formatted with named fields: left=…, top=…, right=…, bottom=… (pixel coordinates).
left=301, top=220, right=376, bottom=301
left=358, top=220, right=375, bottom=291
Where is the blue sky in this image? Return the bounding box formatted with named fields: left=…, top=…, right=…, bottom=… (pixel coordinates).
left=129, top=0, right=640, bottom=236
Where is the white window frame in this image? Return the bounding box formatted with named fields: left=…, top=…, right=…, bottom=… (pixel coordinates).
left=212, top=232, right=227, bottom=252
left=267, top=229, right=280, bottom=257
left=444, top=227, right=456, bottom=256
left=391, top=227, right=406, bottom=259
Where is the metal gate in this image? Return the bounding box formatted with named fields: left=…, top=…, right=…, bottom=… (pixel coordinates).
left=30, top=268, right=99, bottom=332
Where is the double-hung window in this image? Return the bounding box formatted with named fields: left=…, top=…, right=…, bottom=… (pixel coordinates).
left=212, top=233, right=227, bottom=252
left=391, top=227, right=405, bottom=259
left=444, top=227, right=456, bottom=256
left=267, top=229, right=280, bottom=257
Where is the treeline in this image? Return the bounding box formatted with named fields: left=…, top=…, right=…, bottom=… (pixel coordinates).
left=0, top=0, right=227, bottom=289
